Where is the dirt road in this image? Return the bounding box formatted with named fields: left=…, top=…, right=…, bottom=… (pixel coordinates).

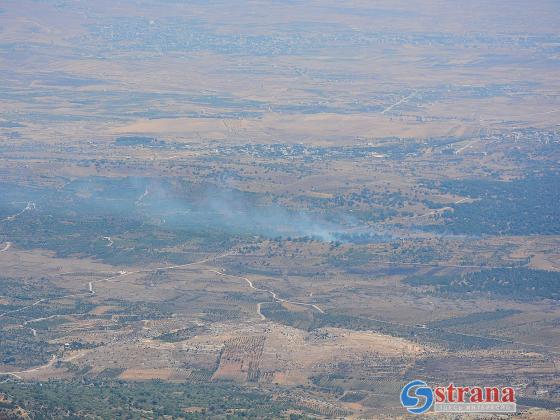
left=209, top=269, right=324, bottom=320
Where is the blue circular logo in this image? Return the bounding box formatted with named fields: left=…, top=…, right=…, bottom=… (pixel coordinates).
left=400, top=380, right=434, bottom=414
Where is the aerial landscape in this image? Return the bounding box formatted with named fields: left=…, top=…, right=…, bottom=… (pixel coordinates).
left=0, top=0, right=559, bottom=418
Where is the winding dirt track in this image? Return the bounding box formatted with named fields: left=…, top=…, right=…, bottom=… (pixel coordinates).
left=255, top=302, right=266, bottom=320
left=1, top=201, right=35, bottom=222
left=0, top=250, right=234, bottom=319
left=0, top=355, right=57, bottom=381
left=2, top=245, right=559, bottom=384
left=209, top=269, right=324, bottom=318
left=0, top=251, right=236, bottom=379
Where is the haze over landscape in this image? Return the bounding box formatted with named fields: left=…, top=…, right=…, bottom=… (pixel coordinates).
left=0, top=1, right=559, bottom=418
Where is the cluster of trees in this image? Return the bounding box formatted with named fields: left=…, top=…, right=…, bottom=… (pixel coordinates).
left=329, top=189, right=406, bottom=209
left=0, top=380, right=298, bottom=418
left=428, top=309, right=521, bottom=328
left=0, top=328, right=55, bottom=368
left=1, top=180, right=241, bottom=265
left=406, top=268, right=560, bottom=300
left=261, top=303, right=505, bottom=350
left=155, top=325, right=205, bottom=343
left=115, top=136, right=163, bottom=147
left=430, top=172, right=559, bottom=235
